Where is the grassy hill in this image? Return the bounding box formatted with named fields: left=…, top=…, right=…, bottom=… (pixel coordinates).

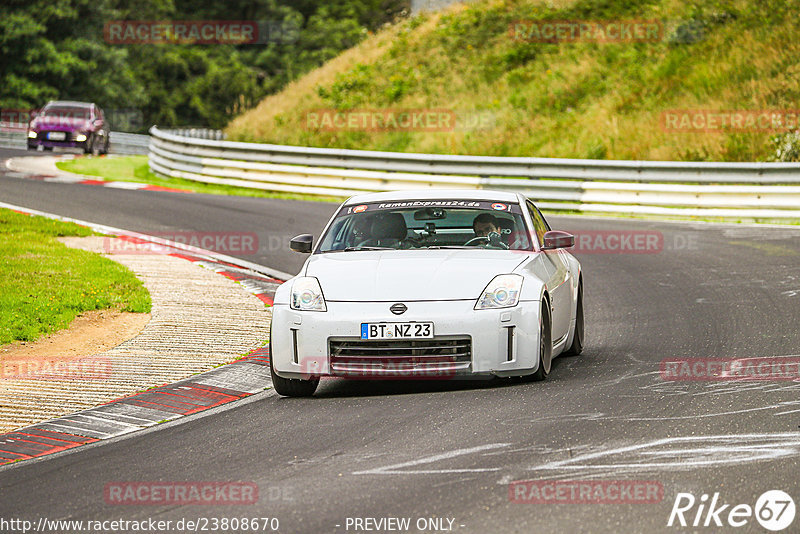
left=226, top=0, right=800, bottom=162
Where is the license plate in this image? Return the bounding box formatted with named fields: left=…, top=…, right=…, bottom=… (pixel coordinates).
left=361, top=322, right=434, bottom=340
left=47, top=132, right=66, bottom=141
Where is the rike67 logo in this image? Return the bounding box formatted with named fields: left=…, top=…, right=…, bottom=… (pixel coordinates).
left=668, top=490, right=796, bottom=531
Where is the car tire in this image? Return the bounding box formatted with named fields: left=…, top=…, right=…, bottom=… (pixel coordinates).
left=43, top=146, right=53, bottom=152
left=90, top=136, right=100, bottom=156
left=268, top=339, right=319, bottom=397
left=530, top=299, right=552, bottom=381
left=100, top=137, right=109, bottom=155
left=563, top=280, right=584, bottom=356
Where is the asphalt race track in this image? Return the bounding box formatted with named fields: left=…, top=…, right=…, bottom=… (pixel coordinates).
left=2, top=151, right=800, bottom=533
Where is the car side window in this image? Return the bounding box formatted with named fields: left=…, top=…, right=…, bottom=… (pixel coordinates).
left=526, top=200, right=549, bottom=246
left=535, top=205, right=551, bottom=232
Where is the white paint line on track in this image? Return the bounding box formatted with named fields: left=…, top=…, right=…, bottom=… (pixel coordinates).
left=67, top=414, right=145, bottom=430
left=353, top=443, right=512, bottom=475
left=526, top=433, right=800, bottom=473
left=103, top=181, right=147, bottom=189
left=43, top=175, right=84, bottom=183
left=35, top=422, right=115, bottom=439
left=192, top=364, right=272, bottom=394
left=89, top=403, right=179, bottom=422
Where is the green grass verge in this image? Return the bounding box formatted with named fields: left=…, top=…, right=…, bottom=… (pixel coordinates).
left=55, top=156, right=345, bottom=203
left=0, top=208, right=152, bottom=345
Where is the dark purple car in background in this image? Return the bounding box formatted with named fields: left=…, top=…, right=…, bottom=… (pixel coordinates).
left=27, top=101, right=109, bottom=155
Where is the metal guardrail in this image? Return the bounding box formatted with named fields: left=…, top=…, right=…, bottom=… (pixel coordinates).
left=149, top=126, right=800, bottom=219
left=0, top=130, right=149, bottom=155
left=108, top=131, right=150, bottom=155
left=0, top=130, right=26, bottom=150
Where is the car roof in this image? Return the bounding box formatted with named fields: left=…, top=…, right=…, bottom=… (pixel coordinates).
left=45, top=101, right=94, bottom=108
left=344, top=189, right=522, bottom=205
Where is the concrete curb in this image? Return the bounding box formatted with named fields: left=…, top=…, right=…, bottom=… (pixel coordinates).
left=4, top=155, right=188, bottom=193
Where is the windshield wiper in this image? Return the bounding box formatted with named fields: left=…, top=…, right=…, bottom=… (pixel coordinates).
left=342, top=246, right=395, bottom=251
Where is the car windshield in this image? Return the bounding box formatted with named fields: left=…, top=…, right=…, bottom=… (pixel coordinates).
left=41, top=106, right=92, bottom=120
left=317, top=199, right=533, bottom=252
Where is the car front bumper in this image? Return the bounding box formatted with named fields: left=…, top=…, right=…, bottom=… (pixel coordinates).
left=28, top=138, right=88, bottom=149
left=270, top=300, right=543, bottom=380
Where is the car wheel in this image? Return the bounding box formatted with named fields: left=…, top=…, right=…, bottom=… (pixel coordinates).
left=90, top=136, right=100, bottom=156
left=563, top=280, right=584, bottom=356
left=101, top=137, right=109, bottom=155
left=530, top=299, right=552, bottom=381
left=43, top=146, right=53, bottom=152
left=268, top=339, right=319, bottom=397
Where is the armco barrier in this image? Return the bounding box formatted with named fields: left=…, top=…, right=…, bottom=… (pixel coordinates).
left=148, top=126, right=800, bottom=219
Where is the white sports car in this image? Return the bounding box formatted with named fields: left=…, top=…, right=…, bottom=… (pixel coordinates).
left=269, top=190, right=584, bottom=397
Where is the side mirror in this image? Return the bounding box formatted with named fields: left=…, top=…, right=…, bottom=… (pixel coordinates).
left=542, top=230, right=574, bottom=250
left=290, top=234, right=313, bottom=253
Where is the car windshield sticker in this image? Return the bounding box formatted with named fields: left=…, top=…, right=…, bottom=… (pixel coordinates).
left=339, top=200, right=522, bottom=218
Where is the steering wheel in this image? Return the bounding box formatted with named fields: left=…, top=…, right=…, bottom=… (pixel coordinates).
left=464, top=236, right=489, bottom=247
left=464, top=233, right=510, bottom=249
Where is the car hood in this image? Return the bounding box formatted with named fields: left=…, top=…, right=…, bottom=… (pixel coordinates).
left=31, top=118, right=90, bottom=131
left=305, top=249, right=528, bottom=301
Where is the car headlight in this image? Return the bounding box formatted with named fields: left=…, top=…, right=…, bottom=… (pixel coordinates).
left=475, top=274, right=523, bottom=310
left=290, top=276, right=327, bottom=312
left=28, top=131, right=37, bottom=139
left=75, top=133, right=87, bottom=142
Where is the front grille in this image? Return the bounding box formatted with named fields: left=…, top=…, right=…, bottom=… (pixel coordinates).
left=329, top=337, right=472, bottom=378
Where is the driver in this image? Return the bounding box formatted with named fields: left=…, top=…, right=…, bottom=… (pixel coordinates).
left=472, top=213, right=500, bottom=237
